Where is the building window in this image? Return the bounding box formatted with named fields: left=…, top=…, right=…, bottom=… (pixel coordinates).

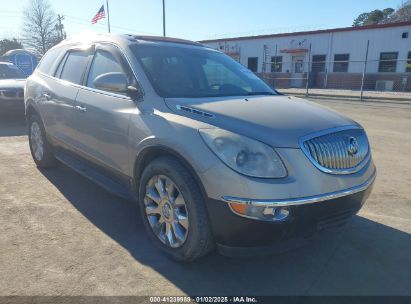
left=248, top=57, right=258, bottom=72
left=406, top=52, right=411, bottom=73
left=378, top=52, right=398, bottom=73
left=402, top=32, right=409, bottom=39
left=312, top=55, right=326, bottom=72
left=333, top=54, right=349, bottom=73
left=271, top=56, right=282, bottom=72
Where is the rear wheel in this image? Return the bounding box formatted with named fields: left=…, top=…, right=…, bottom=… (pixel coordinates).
left=28, top=114, right=56, bottom=168
left=138, top=157, right=214, bottom=261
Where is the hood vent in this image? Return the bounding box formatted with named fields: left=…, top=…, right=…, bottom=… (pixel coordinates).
left=176, top=105, right=214, bottom=118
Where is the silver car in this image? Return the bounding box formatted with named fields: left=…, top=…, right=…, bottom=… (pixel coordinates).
left=25, top=34, right=376, bottom=261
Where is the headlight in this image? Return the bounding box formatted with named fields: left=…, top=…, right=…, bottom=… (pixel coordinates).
left=199, top=128, right=287, bottom=178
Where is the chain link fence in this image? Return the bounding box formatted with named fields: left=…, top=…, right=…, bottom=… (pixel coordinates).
left=259, top=57, right=411, bottom=101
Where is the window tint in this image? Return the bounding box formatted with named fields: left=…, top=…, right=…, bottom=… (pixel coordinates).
left=333, top=54, right=350, bottom=73
left=202, top=59, right=251, bottom=92
left=60, top=50, right=89, bottom=84
left=131, top=44, right=275, bottom=98
left=0, top=64, right=26, bottom=79
left=271, top=56, right=282, bottom=73
left=54, top=52, right=68, bottom=78
left=378, top=52, right=398, bottom=73
left=37, top=47, right=61, bottom=75
left=86, top=50, right=125, bottom=88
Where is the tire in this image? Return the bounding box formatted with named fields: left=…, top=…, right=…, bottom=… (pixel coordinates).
left=138, top=157, right=214, bottom=261
left=28, top=114, right=56, bottom=168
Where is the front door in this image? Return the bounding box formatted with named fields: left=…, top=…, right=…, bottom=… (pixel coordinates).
left=73, top=45, right=138, bottom=176
left=291, top=56, right=305, bottom=88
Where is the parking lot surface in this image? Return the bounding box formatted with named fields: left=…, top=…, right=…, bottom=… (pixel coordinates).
left=0, top=99, right=410, bottom=296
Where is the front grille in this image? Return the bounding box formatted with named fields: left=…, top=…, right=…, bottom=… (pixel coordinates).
left=302, top=127, right=369, bottom=174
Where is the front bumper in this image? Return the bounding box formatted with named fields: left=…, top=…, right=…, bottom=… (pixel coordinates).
left=205, top=172, right=375, bottom=251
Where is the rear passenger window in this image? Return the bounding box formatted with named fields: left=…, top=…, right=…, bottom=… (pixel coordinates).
left=37, top=47, right=61, bottom=75
left=60, top=50, right=89, bottom=84
left=54, top=52, right=68, bottom=78
left=86, top=50, right=125, bottom=89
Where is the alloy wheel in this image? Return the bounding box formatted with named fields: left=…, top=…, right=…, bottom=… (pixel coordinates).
left=30, top=121, right=44, bottom=161
left=144, top=174, right=189, bottom=248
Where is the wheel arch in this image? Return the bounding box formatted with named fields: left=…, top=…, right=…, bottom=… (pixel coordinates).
left=133, top=145, right=208, bottom=200
left=25, top=102, right=39, bottom=118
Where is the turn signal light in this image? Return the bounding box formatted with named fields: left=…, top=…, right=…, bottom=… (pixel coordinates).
left=229, top=203, right=247, bottom=215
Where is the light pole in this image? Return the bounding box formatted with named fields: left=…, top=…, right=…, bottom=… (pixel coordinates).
left=162, top=0, right=166, bottom=37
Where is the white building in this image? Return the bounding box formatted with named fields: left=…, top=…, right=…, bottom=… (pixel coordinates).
left=200, top=21, right=411, bottom=91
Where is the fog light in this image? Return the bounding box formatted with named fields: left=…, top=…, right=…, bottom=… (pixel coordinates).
left=228, top=203, right=291, bottom=222
left=273, top=207, right=290, bottom=221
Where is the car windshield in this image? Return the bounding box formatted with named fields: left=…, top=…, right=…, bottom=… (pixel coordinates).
left=131, top=44, right=276, bottom=98
left=0, top=64, right=26, bottom=79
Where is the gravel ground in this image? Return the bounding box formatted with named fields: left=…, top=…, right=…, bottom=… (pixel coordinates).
left=0, top=99, right=410, bottom=296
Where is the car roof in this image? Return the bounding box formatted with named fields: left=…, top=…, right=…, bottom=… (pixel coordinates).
left=128, top=35, right=203, bottom=46
left=56, top=33, right=205, bottom=49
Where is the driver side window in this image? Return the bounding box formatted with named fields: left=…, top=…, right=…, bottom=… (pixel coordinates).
left=86, top=50, right=125, bottom=90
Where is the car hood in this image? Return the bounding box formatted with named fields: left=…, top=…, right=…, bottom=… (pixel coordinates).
left=0, top=79, right=26, bottom=90
left=164, top=95, right=358, bottom=148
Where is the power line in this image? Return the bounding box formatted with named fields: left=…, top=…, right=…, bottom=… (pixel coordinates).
left=0, top=10, right=159, bottom=37
left=65, top=14, right=158, bottom=35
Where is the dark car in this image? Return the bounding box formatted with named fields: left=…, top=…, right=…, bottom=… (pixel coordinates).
left=0, top=62, right=26, bottom=114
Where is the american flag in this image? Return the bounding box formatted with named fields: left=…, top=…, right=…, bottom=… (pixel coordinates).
left=92, top=5, right=106, bottom=24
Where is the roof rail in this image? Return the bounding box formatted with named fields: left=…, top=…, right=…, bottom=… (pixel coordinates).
left=131, top=35, right=203, bottom=46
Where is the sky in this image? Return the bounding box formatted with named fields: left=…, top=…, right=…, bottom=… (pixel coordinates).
left=0, top=0, right=405, bottom=42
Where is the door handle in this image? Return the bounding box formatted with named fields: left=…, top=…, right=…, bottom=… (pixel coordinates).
left=43, top=93, right=51, bottom=100
left=75, top=105, right=87, bottom=112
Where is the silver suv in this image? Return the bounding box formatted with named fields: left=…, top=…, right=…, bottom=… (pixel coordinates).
left=25, top=34, right=376, bottom=261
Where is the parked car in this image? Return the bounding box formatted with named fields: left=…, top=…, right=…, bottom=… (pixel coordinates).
left=0, top=62, right=26, bottom=114
left=25, top=35, right=376, bottom=261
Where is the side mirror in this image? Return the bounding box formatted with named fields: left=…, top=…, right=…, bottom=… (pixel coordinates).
left=93, top=72, right=129, bottom=93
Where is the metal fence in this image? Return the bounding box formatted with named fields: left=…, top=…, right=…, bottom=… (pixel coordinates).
left=260, top=57, right=411, bottom=101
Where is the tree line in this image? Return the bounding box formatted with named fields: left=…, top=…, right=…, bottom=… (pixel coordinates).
left=353, top=1, right=411, bottom=26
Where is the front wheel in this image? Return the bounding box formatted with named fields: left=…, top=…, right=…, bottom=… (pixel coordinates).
left=138, top=157, right=214, bottom=261
left=28, top=114, right=56, bottom=168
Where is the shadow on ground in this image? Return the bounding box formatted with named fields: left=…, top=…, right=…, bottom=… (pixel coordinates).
left=40, top=163, right=411, bottom=296
left=0, top=112, right=26, bottom=137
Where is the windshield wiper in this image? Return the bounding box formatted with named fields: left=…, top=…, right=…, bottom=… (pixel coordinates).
left=246, top=92, right=276, bottom=96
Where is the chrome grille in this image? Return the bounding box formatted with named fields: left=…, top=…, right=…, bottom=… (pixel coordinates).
left=301, top=127, right=369, bottom=174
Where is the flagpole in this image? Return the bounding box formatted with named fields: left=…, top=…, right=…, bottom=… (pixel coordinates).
left=106, top=0, right=111, bottom=33
left=162, top=0, right=166, bottom=37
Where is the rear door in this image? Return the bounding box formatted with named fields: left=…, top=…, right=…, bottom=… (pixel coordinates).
left=73, top=44, right=139, bottom=176
left=45, top=48, right=92, bottom=148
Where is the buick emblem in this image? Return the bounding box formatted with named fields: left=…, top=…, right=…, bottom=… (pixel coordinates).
left=347, top=136, right=359, bottom=156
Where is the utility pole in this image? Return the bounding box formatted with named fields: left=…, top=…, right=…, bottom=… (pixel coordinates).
left=56, top=14, right=65, bottom=40
left=360, top=40, right=370, bottom=101
left=106, top=0, right=111, bottom=33
left=162, top=0, right=166, bottom=37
